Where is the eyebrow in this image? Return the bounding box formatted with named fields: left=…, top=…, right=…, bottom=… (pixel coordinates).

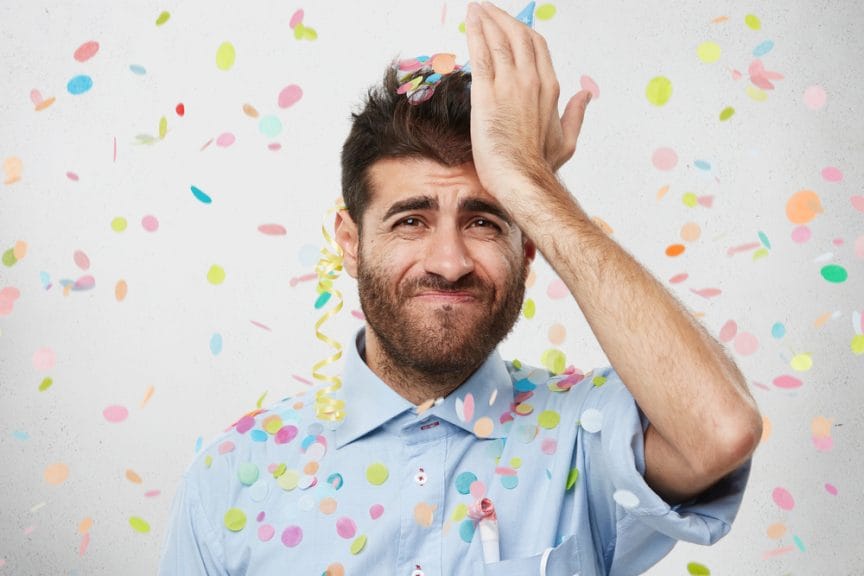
left=382, top=195, right=513, bottom=225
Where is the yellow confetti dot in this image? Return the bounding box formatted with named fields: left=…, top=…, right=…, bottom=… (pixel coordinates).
left=522, top=298, right=536, bottom=319
left=537, top=410, right=561, bottom=429
left=790, top=353, right=813, bottom=372
left=216, top=42, right=236, bottom=71
left=223, top=508, right=246, bottom=531
left=515, top=403, right=534, bottom=416
left=852, top=334, right=864, bottom=355
left=262, top=414, right=283, bottom=434
left=458, top=22, right=466, bottom=33
left=207, top=264, right=226, bottom=285
left=510, top=457, right=522, bottom=469
left=111, top=217, right=128, bottom=232
left=536, top=4, right=557, bottom=20
left=451, top=503, right=468, bottom=521
left=696, top=41, right=722, bottom=63
left=686, top=562, right=711, bottom=575
left=645, top=76, right=673, bottom=106
left=682, top=192, right=698, bottom=207
left=155, top=11, right=170, bottom=26
left=746, top=85, right=768, bottom=102
left=719, top=106, right=735, bottom=121
left=745, top=14, right=761, bottom=30
left=350, top=534, right=367, bottom=554
left=159, top=116, right=167, bottom=139
left=129, top=516, right=151, bottom=533
left=38, top=377, right=53, bottom=392
left=366, top=463, right=389, bottom=485
left=540, top=348, right=566, bottom=374
left=277, top=469, right=300, bottom=490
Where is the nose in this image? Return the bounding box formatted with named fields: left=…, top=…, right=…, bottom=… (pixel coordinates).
left=423, top=224, right=475, bottom=282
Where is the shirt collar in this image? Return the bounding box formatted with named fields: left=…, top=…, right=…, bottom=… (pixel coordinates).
left=333, top=328, right=515, bottom=449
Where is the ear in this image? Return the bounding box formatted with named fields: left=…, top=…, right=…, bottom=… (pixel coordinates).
left=334, top=210, right=360, bottom=278
left=522, top=235, right=537, bottom=266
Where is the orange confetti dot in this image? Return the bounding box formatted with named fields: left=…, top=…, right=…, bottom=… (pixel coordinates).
left=656, top=184, right=670, bottom=201
left=78, top=517, right=94, bottom=534
left=44, top=463, right=69, bottom=485
left=319, top=497, right=337, bottom=515
left=242, top=103, right=259, bottom=118
left=115, top=280, right=128, bottom=301
left=292, top=401, right=304, bottom=410
left=140, top=384, right=155, bottom=408
left=13, top=240, right=28, bottom=260
left=665, top=244, right=686, bottom=257
left=767, top=522, right=787, bottom=539
left=125, top=469, right=143, bottom=484
left=431, top=53, right=456, bottom=74
left=325, top=564, right=345, bottom=576
left=473, top=417, right=494, bottom=438
left=811, top=416, right=832, bottom=438
left=304, top=461, right=319, bottom=475
left=548, top=323, right=566, bottom=345
left=680, top=222, right=701, bottom=242
left=760, top=416, right=772, bottom=443
left=785, top=189, right=823, bottom=224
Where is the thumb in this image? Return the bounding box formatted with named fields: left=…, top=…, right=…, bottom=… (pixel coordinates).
left=560, top=90, right=592, bottom=157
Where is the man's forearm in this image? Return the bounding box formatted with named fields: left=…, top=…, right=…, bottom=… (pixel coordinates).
left=508, top=173, right=761, bottom=494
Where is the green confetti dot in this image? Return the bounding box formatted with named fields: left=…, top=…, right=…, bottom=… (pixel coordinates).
left=820, top=264, right=847, bottom=283
left=719, top=106, right=735, bottom=121
left=536, top=4, right=557, bottom=20
left=216, top=41, right=236, bottom=71
left=223, top=507, right=246, bottom=531
left=682, top=192, right=698, bottom=207
left=697, top=41, right=722, bottom=63
left=155, top=11, right=170, bottom=26
left=744, top=14, right=761, bottom=30
left=350, top=534, right=367, bottom=554
left=540, top=348, right=566, bottom=374
left=510, top=457, right=523, bottom=469
left=458, top=22, right=466, bottom=33
left=207, top=264, right=226, bottom=285
left=111, top=217, right=128, bottom=232
left=129, top=516, right=151, bottom=533
left=851, top=334, right=864, bottom=355
left=592, top=375, right=607, bottom=387
left=451, top=502, right=468, bottom=521
left=646, top=76, right=673, bottom=106
left=204, top=455, right=213, bottom=468
left=237, top=462, right=259, bottom=486
left=522, top=298, right=536, bottom=319
left=2, top=248, right=17, bottom=267
left=159, top=116, right=167, bottom=139
left=687, top=562, right=711, bottom=575
left=512, top=358, right=522, bottom=370
left=38, top=377, right=53, bottom=392
left=272, top=462, right=287, bottom=478
left=366, top=462, right=389, bottom=485
left=537, top=410, right=561, bottom=429
left=566, top=468, right=580, bottom=490
left=277, top=468, right=300, bottom=491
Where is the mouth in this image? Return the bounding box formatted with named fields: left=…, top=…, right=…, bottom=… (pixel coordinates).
left=413, top=291, right=478, bottom=304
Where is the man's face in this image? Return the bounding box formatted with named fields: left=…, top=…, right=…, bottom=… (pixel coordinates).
left=348, top=157, right=535, bottom=376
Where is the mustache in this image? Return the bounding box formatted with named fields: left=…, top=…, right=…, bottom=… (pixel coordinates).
left=401, top=274, right=488, bottom=296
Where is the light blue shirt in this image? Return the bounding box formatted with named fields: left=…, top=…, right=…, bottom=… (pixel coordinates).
left=160, top=328, right=750, bottom=575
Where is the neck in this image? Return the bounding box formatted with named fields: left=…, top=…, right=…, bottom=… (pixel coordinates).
left=362, top=327, right=481, bottom=405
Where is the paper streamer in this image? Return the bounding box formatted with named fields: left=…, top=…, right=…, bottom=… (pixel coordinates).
left=312, top=202, right=347, bottom=422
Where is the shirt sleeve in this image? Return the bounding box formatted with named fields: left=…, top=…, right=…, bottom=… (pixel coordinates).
left=158, top=473, right=229, bottom=576
left=581, top=366, right=752, bottom=576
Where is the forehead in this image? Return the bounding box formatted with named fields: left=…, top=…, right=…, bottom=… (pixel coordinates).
left=366, top=157, right=500, bottom=213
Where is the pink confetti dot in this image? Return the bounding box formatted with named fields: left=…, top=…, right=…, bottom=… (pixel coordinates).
left=369, top=504, right=384, bottom=519
left=855, top=235, right=864, bottom=258
left=73, top=250, right=91, bottom=270
left=852, top=197, right=864, bottom=214
left=218, top=440, right=236, bottom=454
left=733, top=331, right=759, bottom=356
left=281, top=525, right=303, bottom=547
left=541, top=438, right=557, bottom=454
left=141, top=215, right=159, bottom=232
left=821, top=166, right=843, bottom=182
left=812, top=435, right=833, bottom=452
left=718, top=319, right=738, bottom=343
left=267, top=142, right=282, bottom=151
left=773, top=374, right=803, bottom=389
left=73, top=41, right=100, bottom=62
left=258, top=524, right=275, bottom=542
left=66, top=171, right=79, bottom=181
left=102, top=405, right=129, bottom=423
left=235, top=415, right=255, bottom=433
left=469, top=480, right=486, bottom=500
left=278, top=84, right=303, bottom=108
left=546, top=279, right=569, bottom=299
left=335, top=517, right=356, bottom=539
left=772, top=487, right=795, bottom=510
left=791, top=226, right=811, bottom=244
left=579, top=75, right=600, bottom=100
left=289, top=9, right=304, bottom=28
left=825, top=483, right=838, bottom=496
left=652, top=147, right=678, bottom=171
left=216, top=133, right=235, bottom=147
left=258, top=223, right=287, bottom=236
left=144, top=489, right=161, bottom=498
left=803, top=85, right=827, bottom=110
left=32, top=347, right=57, bottom=371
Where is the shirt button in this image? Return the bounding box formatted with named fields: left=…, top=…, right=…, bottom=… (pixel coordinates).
left=411, top=565, right=425, bottom=576
left=414, top=468, right=427, bottom=486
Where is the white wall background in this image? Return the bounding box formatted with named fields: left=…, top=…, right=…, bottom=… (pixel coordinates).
left=1, top=1, right=862, bottom=574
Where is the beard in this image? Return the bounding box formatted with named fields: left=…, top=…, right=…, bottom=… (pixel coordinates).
left=357, top=249, right=528, bottom=377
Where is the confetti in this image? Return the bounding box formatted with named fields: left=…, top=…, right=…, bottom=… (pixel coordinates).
left=44, top=463, right=69, bottom=485
left=73, top=41, right=99, bottom=62
left=67, top=75, right=93, bottom=95
left=103, top=405, right=129, bottom=423
left=645, top=76, right=673, bottom=106
left=216, top=42, right=236, bottom=70
left=278, top=85, right=303, bottom=108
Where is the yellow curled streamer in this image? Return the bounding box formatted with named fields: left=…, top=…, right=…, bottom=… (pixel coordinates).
left=312, top=202, right=347, bottom=422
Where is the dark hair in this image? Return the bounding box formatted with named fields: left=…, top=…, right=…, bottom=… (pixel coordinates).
left=340, top=62, right=474, bottom=228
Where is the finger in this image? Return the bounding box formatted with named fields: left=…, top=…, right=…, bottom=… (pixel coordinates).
left=559, top=90, right=592, bottom=160
left=465, top=3, right=494, bottom=83
left=474, top=3, right=518, bottom=78
left=479, top=2, right=536, bottom=72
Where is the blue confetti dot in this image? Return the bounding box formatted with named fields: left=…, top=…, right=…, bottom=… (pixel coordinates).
left=194, top=436, right=203, bottom=453
left=459, top=519, right=475, bottom=543
left=326, top=473, right=344, bottom=490
left=129, top=64, right=147, bottom=75
left=301, top=434, right=317, bottom=451
left=501, top=475, right=519, bottom=490
left=694, top=159, right=712, bottom=171
left=514, top=378, right=536, bottom=392
left=191, top=185, right=212, bottom=204
left=12, top=430, right=30, bottom=441
left=250, top=429, right=268, bottom=442
left=771, top=322, right=786, bottom=339
left=258, top=115, right=283, bottom=138
left=758, top=231, right=771, bottom=249
left=314, top=291, right=331, bottom=309
left=753, top=39, right=774, bottom=57
left=793, top=534, right=805, bottom=552
left=210, top=333, right=223, bottom=355
left=67, top=75, right=93, bottom=95
left=455, top=471, right=477, bottom=494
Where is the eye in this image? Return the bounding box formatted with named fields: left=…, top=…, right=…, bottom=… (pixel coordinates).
left=396, top=216, right=422, bottom=227
left=470, top=217, right=501, bottom=231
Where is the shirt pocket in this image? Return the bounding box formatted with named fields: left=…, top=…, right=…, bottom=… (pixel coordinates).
left=481, top=535, right=584, bottom=576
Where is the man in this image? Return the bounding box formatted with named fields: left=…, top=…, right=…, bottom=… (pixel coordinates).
left=160, top=3, right=761, bottom=574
